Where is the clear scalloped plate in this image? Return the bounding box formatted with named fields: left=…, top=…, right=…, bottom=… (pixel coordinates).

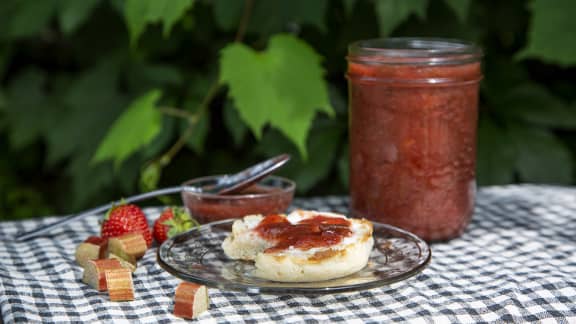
left=157, top=219, right=431, bottom=295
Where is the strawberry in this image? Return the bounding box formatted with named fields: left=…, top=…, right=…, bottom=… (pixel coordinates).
left=101, top=203, right=152, bottom=248
left=153, top=207, right=197, bottom=244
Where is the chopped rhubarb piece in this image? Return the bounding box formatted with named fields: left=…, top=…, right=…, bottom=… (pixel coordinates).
left=75, top=243, right=99, bottom=268
left=109, top=253, right=136, bottom=273
left=105, top=268, right=134, bottom=301
left=173, top=282, right=209, bottom=319
left=108, top=233, right=147, bottom=261
left=82, top=259, right=122, bottom=291
left=75, top=237, right=108, bottom=268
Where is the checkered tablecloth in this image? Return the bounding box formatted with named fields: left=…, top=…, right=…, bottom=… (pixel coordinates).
left=1, top=185, right=575, bottom=323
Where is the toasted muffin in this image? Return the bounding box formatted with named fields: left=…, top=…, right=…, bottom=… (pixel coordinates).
left=222, top=210, right=374, bottom=282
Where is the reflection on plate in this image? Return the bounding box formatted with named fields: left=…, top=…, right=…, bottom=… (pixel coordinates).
left=157, top=219, right=431, bottom=294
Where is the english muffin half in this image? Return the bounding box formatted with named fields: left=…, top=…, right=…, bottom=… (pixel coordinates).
left=222, top=210, right=374, bottom=282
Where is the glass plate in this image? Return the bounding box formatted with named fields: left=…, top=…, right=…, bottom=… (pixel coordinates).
left=157, top=219, right=431, bottom=294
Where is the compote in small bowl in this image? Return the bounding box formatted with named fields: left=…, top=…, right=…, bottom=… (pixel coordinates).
left=181, top=175, right=295, bottom=224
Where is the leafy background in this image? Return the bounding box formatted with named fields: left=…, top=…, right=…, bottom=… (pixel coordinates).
left=1, top=0, right=575, bottom=220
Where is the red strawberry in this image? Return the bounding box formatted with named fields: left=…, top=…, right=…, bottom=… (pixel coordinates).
left=101, top=203, right=152, bottom=247
left=153, top=207, right=197, bottom=244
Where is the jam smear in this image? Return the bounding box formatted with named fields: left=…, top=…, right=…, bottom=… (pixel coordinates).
left=255, top=214, right=352, bottom=253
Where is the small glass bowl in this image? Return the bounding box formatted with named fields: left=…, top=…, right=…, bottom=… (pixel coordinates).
left=181, top=175, right=295, bottom=224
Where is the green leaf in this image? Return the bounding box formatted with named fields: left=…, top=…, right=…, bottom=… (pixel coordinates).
left=181, top=74, right=214, bottom=155
left=139, top=161, right=173, bottom=203
left=124, top=0, right=153, bottom=44
left=183, top=112, right=210, bottom=155
left=46, top=60, right=128, bottom=164
left=93, top=89, right=164, bottom=168
left=139, top=64, right=183, bottom=85
left=40, top=59, right=134, bottom=208
left=497, top=83, right=576, bottom=129
left=442, top=0, right=470, bottom=22
left=375, top=0, right=428, bottom=36
left=256, top=120, right=345, bottom=193
left=212, top=0, right=244, bottom=30
left=223, top=100, right=249, bottom=148
left=67, top=151, right=117, bottom=208
left=126, top=63, right=184, bottom=93
left=476, top=117, right=516, bottom=186
left=3, top=0, right=59, bottom=38
left=124, top=0, right=195, bottom=45
left=3, top=69, right=61, bottom=148
left=518, top=0, right=576, bottom=66
left=292, top=125, right=344, bottom=192
left=481, top=57, right=530, bottom=102
left=510, top=126, right=573, bottom=184
left=213, top=0, right=327, bottom=33
left=57, top=0, right=101, bottom=34
left=220, top=34, right=333, bottom=158
left=141, top=116, right=176, bottom=159
left=252, top=0, right=327, bottom=33
left=140, top=161, right=161, bottom=192
left=108, top=0, right=124, bottom=14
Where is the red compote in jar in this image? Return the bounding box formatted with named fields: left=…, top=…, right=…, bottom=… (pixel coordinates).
left=347, top=38, right=482, bottom=241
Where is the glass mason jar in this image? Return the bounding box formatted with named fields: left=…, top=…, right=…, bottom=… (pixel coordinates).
left=347, top=38, right=482, bottom=242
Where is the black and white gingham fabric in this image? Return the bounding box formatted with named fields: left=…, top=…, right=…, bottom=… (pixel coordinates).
left=1, top=185, right=575, bottom=323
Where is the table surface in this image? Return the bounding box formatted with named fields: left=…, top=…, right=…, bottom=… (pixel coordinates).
left=1, top=185, right=575, bottom=323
